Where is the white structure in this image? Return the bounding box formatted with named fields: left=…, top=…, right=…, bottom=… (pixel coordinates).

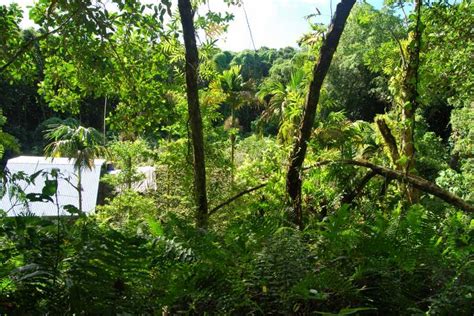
left=0, top=156, right=105, bottom=216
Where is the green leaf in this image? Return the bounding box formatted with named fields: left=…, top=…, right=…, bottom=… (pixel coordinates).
left=42, top=179, right=58, bottom=197
left=146, top=216, right=164, bottom=237
left=63, top=204, right=80, bottom=214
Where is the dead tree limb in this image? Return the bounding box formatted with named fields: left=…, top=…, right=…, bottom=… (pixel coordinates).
left=302, top=160, right=334, bottom=171
left=210, top=157, right=473, bottom=217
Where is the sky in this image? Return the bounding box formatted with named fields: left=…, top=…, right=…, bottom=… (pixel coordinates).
left=0, top=0, right=385, bottom=51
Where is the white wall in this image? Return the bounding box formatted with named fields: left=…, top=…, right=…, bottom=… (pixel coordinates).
left=0, top=156, right=104, bottom=216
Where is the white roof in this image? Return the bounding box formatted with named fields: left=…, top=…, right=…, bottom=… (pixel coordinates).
left=1, top=156, right=105, bottom=216
left=7, top=156, right=105, bottom=166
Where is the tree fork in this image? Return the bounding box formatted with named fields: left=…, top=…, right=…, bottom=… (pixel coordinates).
left=286, top=0, right=356, bottom=229
left=178, top=0, right=209, bottom=228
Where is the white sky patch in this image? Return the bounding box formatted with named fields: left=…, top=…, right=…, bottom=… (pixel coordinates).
left=203, top=0, right=330, bottom=51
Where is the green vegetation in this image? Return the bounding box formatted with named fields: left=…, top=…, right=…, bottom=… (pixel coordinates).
left=0, top=0, right=473, bottom=314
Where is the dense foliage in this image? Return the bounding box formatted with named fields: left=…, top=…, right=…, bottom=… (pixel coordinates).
left=0, top=0, right=472, bottom=314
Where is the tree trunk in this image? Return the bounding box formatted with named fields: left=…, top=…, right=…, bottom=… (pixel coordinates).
left=77, top=169, right=83, bottom=214
left=230, top=107, right=236, bottom=186
left=126, top=156, right=132, bottom=190
left=400, top=0, right=422, bottom=201
left=178, top=0, right=209, bottom=228
left=231, top=133, right=235, bottom=185
left=286, top=0, right=356, bottom=229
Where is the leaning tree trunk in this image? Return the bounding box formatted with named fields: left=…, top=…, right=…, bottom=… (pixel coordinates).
left=400, top=0, right=422, bottom=202
left=286, top=0, right=356, bottom=229
left=178, top=0, right=209, bottom=228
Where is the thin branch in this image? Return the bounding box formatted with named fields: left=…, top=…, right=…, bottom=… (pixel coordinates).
left=379, top=176, right=393, bottom=197
left=398, top=1, right=409, bottom=25
left=0, top=11, right=78, bottom=74
left=209, top=182, right=267, bottom=216
left=388, top=28, right=406, bottom=67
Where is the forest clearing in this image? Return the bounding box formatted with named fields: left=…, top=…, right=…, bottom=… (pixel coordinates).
left=0, top=0, right=473, bottom=314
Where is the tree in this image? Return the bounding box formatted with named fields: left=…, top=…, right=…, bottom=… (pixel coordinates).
left=399, top=0, right=422, bottom=175
left=382, top=0, right=422, bottom=202
left=286, top=0, right=356, bottom=229
left=324, top=3, right=403, bottom=121
left=219, top=65, right=246, bottom=183
left=213, top=50, right=234, bottom=72
left=178, top=0, right=209, bottom=229
left=257, top=69, right=306, bottom=144
left=44, top=119, right=108, bottom=213
left=106, top=139, right=151, bottom=190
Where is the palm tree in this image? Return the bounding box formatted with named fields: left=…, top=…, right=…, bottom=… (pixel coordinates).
left=257, top=69, right=306, bottom=143
left=219, top=65, right=248, bottom=184
left=44, top=119, right=108, bottom=214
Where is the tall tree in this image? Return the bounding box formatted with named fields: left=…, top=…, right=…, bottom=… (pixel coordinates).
left=219, top=65, right=248, bottom=184
left=178, top=0, right=209, bottom=229
left=257, top=69, right=306, bottom=144
left=286, top=0, right=356, bottom=228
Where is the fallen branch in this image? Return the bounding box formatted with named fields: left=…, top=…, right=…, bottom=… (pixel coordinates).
left=342, top=159, right=474, bottom=213
left=209, top=183, right=268, bottom=216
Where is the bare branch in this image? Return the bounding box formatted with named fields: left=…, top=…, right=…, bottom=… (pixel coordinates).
left=209, top=183, right=267, bottom=216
